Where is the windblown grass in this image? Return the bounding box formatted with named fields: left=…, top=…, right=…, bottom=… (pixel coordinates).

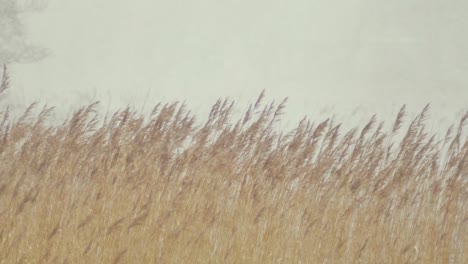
left=0, top=67, right=467, bottom=263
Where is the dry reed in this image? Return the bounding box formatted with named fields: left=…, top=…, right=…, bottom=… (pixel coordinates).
left=0, top=66, right=466, bottom=263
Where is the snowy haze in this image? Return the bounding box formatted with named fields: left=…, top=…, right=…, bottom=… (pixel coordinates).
left=4, top=0, right=468, bottom=131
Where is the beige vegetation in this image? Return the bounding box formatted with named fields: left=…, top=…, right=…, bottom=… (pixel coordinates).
left=0, top=66, right=467, bottom=263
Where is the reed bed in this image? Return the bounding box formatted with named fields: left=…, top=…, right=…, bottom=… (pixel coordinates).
left=0, top=67, right=467, bottom=263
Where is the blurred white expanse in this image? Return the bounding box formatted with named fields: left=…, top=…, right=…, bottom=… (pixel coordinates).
left=5, top=0, right=468, bottom=131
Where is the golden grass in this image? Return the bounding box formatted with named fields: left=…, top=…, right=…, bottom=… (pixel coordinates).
left=0, top=67, right=467, bottom=263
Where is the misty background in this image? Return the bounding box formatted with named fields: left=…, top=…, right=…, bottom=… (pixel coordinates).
left=2, top=0, right=467, bottom=131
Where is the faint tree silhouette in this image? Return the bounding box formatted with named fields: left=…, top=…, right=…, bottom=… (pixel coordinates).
left=0, top=0, right=47, bottom=65
left=0, top=65, right=8, bottom=100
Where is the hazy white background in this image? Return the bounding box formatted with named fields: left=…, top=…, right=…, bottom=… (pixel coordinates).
left=5, top=0, right=468, bottom=130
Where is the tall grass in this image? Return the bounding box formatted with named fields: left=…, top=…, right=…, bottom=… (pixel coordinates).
left=0, top=67, right=467, bottom=263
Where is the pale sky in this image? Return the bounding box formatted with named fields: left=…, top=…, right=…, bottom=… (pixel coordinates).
left=5, top=0, right=468, bottom=130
